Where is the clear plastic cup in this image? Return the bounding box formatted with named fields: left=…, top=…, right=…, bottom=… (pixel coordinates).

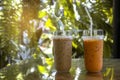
left=53, top=30, right=72, bottom=72
left=82, top=29, right=104, bottom=72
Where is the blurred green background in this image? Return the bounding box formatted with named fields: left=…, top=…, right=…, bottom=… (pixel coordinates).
left=0, top=0, right=113, bottom=69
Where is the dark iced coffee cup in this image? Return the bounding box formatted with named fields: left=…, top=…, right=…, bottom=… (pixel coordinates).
left=53, top=31, right=72, bottom=72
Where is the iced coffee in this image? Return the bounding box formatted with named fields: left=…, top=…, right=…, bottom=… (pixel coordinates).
left=53, top=31, right=72, bottom=72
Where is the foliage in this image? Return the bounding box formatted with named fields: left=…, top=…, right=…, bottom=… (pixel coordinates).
left=0, top=0, right=113, bottom=68
left=39, top=0, right=113, bottom=58
left=0, top=0, right=21, bottom=68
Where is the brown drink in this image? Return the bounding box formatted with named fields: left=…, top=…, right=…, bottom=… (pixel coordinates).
left=53, top=36, right=72, bottom=72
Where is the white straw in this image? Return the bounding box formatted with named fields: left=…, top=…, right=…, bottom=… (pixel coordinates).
left=84, top=7, right=93, bottom=37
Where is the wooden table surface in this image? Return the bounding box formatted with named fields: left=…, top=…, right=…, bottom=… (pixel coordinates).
left=0, top=58, right=120, bottom=80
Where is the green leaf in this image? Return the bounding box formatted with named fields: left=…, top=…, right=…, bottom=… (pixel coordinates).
left=72, top=42, right=78, bottom=49
left=45, top=18, right=56, bottom=31
left=45, top=58, right=53, bottom=66
left=37, top=65, right=48, bottom=75
left=38, top=11, right=47, bottom=18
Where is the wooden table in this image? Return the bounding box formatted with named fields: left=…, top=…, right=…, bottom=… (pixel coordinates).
left=0, top=58, right=120, bottom=80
